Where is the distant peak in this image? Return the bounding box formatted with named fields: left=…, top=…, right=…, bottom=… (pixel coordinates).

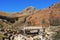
left=27, top=6, right=35, bottom=9
left=22, top=6, right=36, bottom=14
left=24, top=6, right=36, bottom=11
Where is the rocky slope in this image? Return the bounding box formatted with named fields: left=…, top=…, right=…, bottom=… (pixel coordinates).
left=26, top=2, right=60, bottom=27
left=0, top=2, right=60, bottom=28
left=0, top=2, right=60, bottom=40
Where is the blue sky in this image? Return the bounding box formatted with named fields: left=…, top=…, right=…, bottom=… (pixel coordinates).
left=0, top=0, right=60, bottom=12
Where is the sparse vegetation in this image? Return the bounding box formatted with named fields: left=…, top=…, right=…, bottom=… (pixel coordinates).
left=0, top=2, right=60, bottom=40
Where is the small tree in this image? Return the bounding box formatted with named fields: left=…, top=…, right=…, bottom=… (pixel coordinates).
left=41, top=19, right=46, bottom=32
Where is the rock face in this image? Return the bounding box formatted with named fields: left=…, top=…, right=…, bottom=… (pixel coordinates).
left=26, top=2, right=60, bottom=27
left=26, top=9, right=50, bottom=27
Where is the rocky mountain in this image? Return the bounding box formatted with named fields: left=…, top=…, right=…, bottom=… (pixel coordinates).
left=0, top=2, right=60, bottom=40
left=0, top=2, right=60, bottom=28
left=26, top=2, right=60, bottom=27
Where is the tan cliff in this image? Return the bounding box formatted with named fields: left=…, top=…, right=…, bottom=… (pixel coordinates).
left=26, top=2, right=60, bottom=27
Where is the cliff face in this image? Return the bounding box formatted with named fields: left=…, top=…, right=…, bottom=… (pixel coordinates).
left=26, top=3, right=60, bottom=27
left=26, top=9, right=50, bottom=27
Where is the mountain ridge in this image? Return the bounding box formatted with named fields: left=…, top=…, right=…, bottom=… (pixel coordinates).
left=0, top=2, right=60, bottom=27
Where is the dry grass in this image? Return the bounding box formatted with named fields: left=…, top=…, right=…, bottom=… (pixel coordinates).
left=0, top=33, right=4, bottom=40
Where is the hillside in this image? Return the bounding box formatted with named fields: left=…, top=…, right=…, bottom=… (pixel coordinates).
left=0, top=2, right=60, bottom=40
left=0, top=3, right=60, bottom=27
left=27, top=2, right=60, bottom=27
